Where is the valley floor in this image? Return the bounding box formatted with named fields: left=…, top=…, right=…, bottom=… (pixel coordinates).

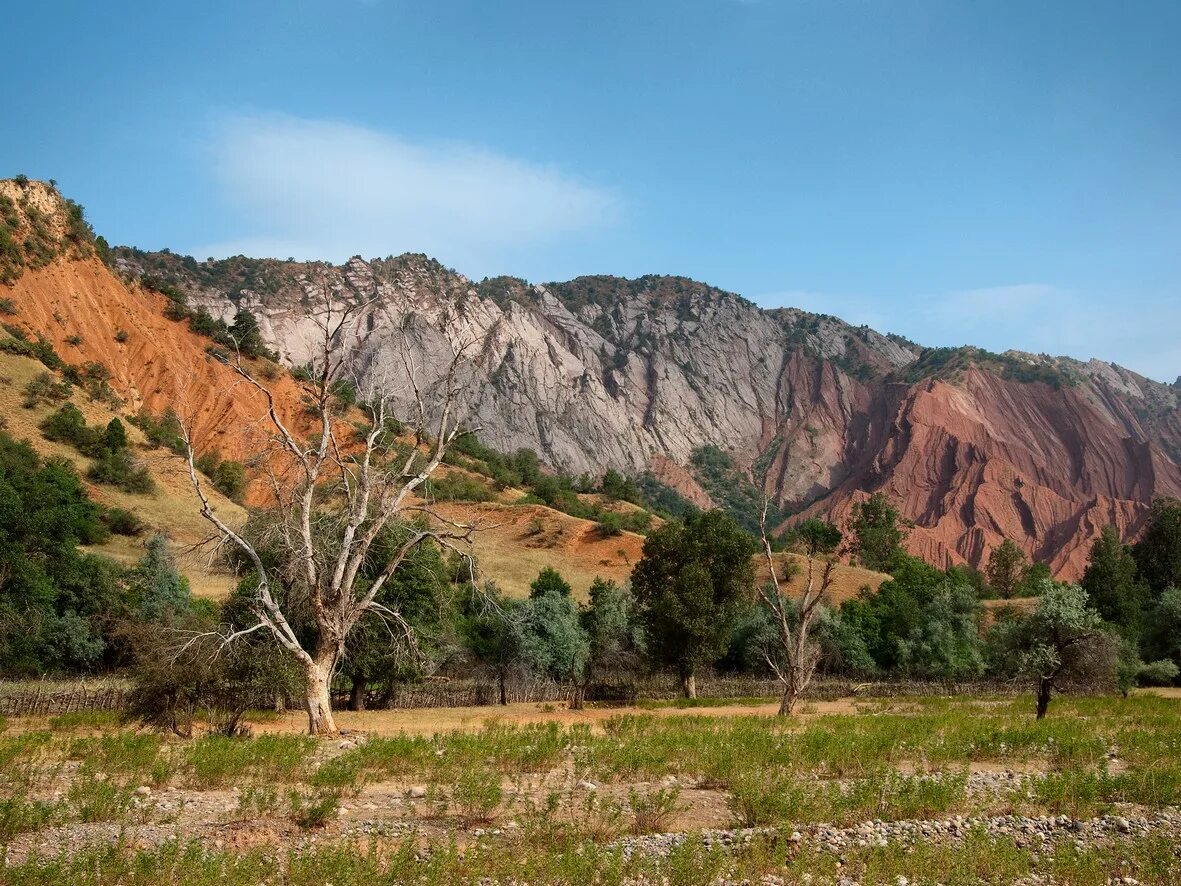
left=2, top=693, right=1180, bottom=884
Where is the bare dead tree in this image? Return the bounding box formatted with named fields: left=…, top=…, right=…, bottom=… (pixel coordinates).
left=181, top=294, right=480, bottom=735
left=757, top=502, right=838, bottom=716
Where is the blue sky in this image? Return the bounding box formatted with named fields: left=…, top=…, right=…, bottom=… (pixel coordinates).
left=3, top=1, right=1179, bottom=380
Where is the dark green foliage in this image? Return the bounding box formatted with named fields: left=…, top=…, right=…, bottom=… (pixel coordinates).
left=986, top=539, right=1027, bottom=599
left=40, top=405, right=154, bottom=494
left=895, top=345, right=1076, bottom=390
left=689, top=446, right=783, bottom=534
left=0, top=430, right=125, bottom=675
left=1142, top=587, right=1181, bottom=682
left=1133, top=498, right=1181, bottom=594
left=846, top=493, right=908, bottom=572
left=446, top=434, right=662, bottom=530
left=39, top=403, right=100, bottom=451
left=595, top=511, right=625, bottom=537
left=530, top=566, right=573, bottom=599
left=339, top=526, right=455, bottom=710
left=1081, top=526, right=1146, bottom=637
left=786, top=518, right=842, bottom=556
left=101, top=506, right=145, bottom=536
left=425, top=471, right=495, bottom=503
left=581, top=577, right=644, bottom=673
left=0, top=327, right=64, bottom=370
left=87, top=447, right=154, bottom=494
left=212, top=459, right=247, bottom=503
left=127, top=535, right=191, bottom=623
left=631, top=510, right=758, bottom=692
left=228, top=310, right=273, bottom=360
left=460, top=583, right=523, bottom=705
left=636, top=472, right=700, bottom=520
left=839, top=556, right=984, bottom=678
left=1016, top=562, right=1053, bottom=596
left=129, top=408, right=186, bottom=454
left=601, top=469, right=643, bottom=505
left=194, top=449, right=247, bottom=503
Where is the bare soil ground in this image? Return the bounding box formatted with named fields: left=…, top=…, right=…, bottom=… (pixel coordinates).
left=244, top=698, right=868, bottom=736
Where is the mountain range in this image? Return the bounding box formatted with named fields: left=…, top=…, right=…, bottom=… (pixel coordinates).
left=4, top=177, right=1180, bottom=580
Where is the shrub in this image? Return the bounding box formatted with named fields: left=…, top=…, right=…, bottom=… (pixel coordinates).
left=130, top=408, right=186, bottom=454
left=212, top=459, right=247, bottom=503
left=114, top=328, right=129, bottom=343
left=102, top=506, right=145, bottom=536
left=87, top=447, right=155, bottom=494
left=22, top=372, right=72, bottom=408
left=452, top=769, right=502, bottom=825
left=39, top=403, right=98, bottom=450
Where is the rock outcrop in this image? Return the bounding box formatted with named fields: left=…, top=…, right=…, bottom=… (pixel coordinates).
left=106, top=248, right=1181, bottom=579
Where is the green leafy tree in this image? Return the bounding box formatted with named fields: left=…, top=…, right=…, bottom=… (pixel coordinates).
left=128, top=534, right=191, bottom=623
left=987, top=581, right=1119, bottom=719
left=839, top=557, right=984, bottom=678
left=461, top=583, right=523, bottom=705
left=103, top=418, right=128, bottom=452
left=1080, top=525, right=1145, bottom=637
left=1015, top=562, right=1052, bottom=596
left=340, top=530, right=453, bottom=710
left=229, top=310, right=270, bottom=359
left=519, top=568, right=589, bottom=692
left=787, top=518, right=842, bottom=557
left=530, top=566, right=573, bottom=599
left=0, top=431, right=124, bottom=675
left=573, top=577, right=644, bottom=707
left=1142, top=587, right=1181, bottom=682
left=632, top=510, right=757, bottom=697
left=1133, top=498, right=1181, bottom=594
left=985, top=539, right=1027, bottom=599
left=846, top=493, right=908, bottom=573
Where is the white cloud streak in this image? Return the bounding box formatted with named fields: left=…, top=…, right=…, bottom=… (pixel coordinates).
left=760, top=284, right=1180, bottom=383
left=194, top=114, right=620, bottom=273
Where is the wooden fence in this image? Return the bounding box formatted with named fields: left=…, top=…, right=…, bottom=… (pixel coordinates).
left=0, top=685, right=129, bottom=717
left=0, top=674, right=1026, bottom=718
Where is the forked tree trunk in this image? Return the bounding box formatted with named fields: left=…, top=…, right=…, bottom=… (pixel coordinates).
left=306, top=660, right=338, bottom=735
left=778, top=684, right=798, bottom=716
left=681, top=672, right=697, bottom=699
left=1035, top=677, right=1053, bottom=720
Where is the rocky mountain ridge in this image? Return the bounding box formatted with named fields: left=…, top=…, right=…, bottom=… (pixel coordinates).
left=110, top=245, right=1181, bottom=579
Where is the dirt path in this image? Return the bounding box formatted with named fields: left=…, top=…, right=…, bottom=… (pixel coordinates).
left=247, top=698, right=869, bottom=736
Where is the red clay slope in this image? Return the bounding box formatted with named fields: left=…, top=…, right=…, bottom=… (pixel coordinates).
left=795, top=368, right=1181, bottom=579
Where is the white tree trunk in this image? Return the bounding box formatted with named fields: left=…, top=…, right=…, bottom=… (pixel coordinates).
left=306, top=660, right=337, bottom=736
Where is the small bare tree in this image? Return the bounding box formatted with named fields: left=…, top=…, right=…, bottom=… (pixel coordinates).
left=757, top=504, right=840, bottom=716
left=182, top=298, right=478, bottom=735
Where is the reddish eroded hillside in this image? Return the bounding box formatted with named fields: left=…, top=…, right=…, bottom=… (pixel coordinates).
left=2, top=256, right=310, bottom=469
left=797, top=368, right=1181, bottom=579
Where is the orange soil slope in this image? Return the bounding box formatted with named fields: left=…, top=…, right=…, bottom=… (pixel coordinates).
left=2, top=258, right=309, bottom=466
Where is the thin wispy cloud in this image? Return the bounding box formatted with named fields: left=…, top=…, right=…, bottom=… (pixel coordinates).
left=760, top=284, right=1180, bottom=383
left=194, top=114, right=620, bottom=273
